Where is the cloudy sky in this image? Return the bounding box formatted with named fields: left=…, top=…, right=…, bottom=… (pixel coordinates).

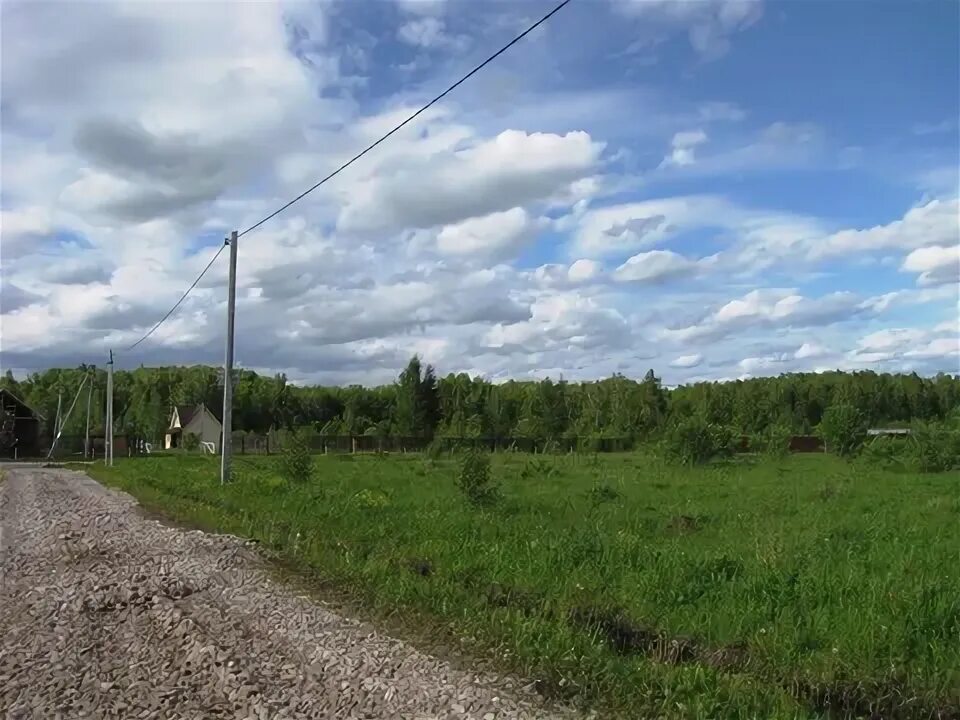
left=1, top=0, right=958, bottom=386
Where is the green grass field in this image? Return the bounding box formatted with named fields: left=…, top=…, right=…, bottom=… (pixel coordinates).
left=86, top=452, right=960, bottom=719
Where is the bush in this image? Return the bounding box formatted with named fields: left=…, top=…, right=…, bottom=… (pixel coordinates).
left=663, top=415, right=733, bottom=466
left=909, top=421, right=960, bottom=472
left=182, top=432, right=200, bottom=452
left=818, top=404, right=866, bottom=457
left=457, top=448, right=499, bottom=507
left=277, top=432, right=313, bottom=483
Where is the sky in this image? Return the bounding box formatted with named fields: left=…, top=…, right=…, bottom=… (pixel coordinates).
left=1, top=0, right=958, bottom=386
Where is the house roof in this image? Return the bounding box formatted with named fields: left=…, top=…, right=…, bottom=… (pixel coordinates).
left=171, top=403, right=221, bottom=430
left=0, top=388, right=45, bottom=420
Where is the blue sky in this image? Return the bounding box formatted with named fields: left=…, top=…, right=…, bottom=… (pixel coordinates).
left=1, top=0, right=957, bottom=385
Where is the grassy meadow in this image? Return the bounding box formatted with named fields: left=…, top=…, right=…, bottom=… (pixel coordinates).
left=86, top=451, right=960, bottom=719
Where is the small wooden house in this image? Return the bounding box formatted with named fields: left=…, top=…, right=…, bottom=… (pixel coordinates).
left=0, top=388, right=45, bottom=458
left=164, top=404, right=222, bottom=452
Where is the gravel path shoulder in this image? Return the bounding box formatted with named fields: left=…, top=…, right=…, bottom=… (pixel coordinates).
left=0, top=468, right=580, bottom=720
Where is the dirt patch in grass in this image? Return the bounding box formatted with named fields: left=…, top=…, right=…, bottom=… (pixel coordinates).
left=406, top=558, right=434, bottom=577
left=666, top=514, right=704, bottom=534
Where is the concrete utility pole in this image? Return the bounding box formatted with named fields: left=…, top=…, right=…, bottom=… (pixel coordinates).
left=220, top=231, right=238, bottom=485
left=106, top=350, right=114, bottom=466
left=84, top=376, right=93, bottom=459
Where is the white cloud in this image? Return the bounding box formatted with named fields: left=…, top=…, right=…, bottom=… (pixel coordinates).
left=904, top=337, right=960, bottom=360
left=568, top=259, right=602, bottom=283
left=812, top=198, right=960, bottom=260
left=613, top=250, right=699, bottom=283
left=670, top=353, right=703, bottom=368
left=901, top=244, right=960, bottom=287
left=794, top=341, right=829, bottom=360
left=659, top=129, right=708, bottom=168
left=397, top=17, right=464, bottom=50
left=857, top=328, right=927, bottom=353
left=436, top=208, right=537, bottom=259
left=338, top=130, right=605, bottom=234
left=615, top=0, right=763, bottom=59
left=665, top=289, right=866, bottom=344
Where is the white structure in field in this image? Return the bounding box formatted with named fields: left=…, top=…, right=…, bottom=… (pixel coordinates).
left=164, top=404, right=222, bottom=452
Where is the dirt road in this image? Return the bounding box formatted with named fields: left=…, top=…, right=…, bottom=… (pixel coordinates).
left=0, top=468, right=574, bottom=719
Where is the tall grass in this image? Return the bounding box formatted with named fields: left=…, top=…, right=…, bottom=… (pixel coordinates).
left=88, top=452, right=960, bottom=719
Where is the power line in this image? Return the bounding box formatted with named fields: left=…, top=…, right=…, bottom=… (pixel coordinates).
left=237, top=0, right=572, bottom=238
left=124, top=241, right=227, bottom=352
left=119, top=0, right=571, bottom=354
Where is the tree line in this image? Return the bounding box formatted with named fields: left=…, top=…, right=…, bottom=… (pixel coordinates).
left=2, top=358, right=958, bottom=444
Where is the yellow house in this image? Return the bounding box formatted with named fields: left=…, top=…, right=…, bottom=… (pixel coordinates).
left=164, top=404, right=222, bottom=452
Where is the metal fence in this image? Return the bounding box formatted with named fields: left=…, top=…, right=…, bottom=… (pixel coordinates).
left=234, top=434, right=637, bottom=455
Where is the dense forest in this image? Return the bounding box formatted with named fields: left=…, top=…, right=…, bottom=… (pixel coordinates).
left=3, top=358, right=959, bottom=444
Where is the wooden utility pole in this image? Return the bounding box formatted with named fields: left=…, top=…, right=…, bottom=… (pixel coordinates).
left=220, top=231, right=238, bottom=484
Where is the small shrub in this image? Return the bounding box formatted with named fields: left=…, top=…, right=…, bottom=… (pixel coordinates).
left=277, top=432, right=313, bottom=483
left=663, top=415, right=733, bottom=465
left=182, top=432, right=200, bottom=452
left=818, top=404, right=866, bottom=457
left=457, top=448, right=499, bottom=507
left=909, top=421, right=960, bottom=472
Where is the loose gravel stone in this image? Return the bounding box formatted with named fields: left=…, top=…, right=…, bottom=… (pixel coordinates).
left=0, top=468, right=578, bottom=719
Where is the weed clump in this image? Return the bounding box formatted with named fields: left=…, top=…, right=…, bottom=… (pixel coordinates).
left=277, top=432, right=313, bottom=483
left=457, top=448, right=499, bottom=507
left=588, top=483, right=620, bottom=505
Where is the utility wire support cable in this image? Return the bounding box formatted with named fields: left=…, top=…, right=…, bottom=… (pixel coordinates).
left=124, top=240, right=227, bottom=352
left=237, top=0, right=573, bottom=238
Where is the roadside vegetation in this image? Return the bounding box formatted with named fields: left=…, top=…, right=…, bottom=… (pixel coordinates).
left=88, top=450, right=960, bottom=720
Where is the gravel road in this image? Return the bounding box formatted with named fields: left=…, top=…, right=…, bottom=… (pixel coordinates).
left=0, top=468, right=578, bottom=720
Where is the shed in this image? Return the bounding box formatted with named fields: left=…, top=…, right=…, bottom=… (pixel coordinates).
left=0, top=388, right=45, bottom=458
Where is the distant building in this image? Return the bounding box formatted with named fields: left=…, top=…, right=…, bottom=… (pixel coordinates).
left=0, top=388, right=45, bottom=458
left=164, top=404, right=222, bottom=452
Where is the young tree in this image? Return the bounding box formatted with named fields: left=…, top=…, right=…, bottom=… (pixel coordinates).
left=818, top=404, right=867, bottom=456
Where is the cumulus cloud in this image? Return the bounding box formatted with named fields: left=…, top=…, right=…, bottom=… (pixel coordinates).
left=337, top=130, right=605, bottom=234
left=568, top=259, right=602, bottom=283
left=794, top=341, right=829, bottom=360
left=670, top=353, right=703, bottom=368
left=812, top=198, right=960, bottom=260
left=436, top=208, right=537, bottom=260
left=665, top=289, right=867, bottom=343
left=901, top=244, right=960, bottom=286
left=613, top=250, right=699, bottom=283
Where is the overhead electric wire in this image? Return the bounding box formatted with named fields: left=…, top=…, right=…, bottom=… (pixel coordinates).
left=120, top=0, right=571, bottom=352
left=237, top=0, right=572, bottom=238
left=124, top=241, right=227, bottom=352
